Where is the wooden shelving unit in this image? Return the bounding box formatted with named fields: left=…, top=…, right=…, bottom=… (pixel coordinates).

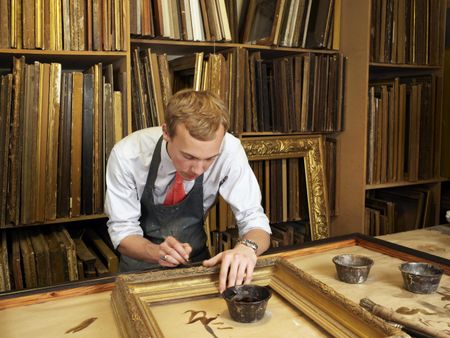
left=335, top=0, right=447, bottom=236
left=0, top=1, right=132, bottom=292
left=4, top=0, right=447, bottom=291
left=128, top=2, right=345, bottom=249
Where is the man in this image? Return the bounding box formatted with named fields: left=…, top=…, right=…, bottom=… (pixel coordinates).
left=105, top=90, right=271, bottom=293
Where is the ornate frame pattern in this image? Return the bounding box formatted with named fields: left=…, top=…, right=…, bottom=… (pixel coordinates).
left=240, top=134, right=330, bottom=240
left=110, top=257, right=404, bottom=338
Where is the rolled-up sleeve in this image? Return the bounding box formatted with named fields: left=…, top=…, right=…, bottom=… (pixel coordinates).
left=219, top=144, right=271, bottom=237
left=104, top=148, right=143, bottom=249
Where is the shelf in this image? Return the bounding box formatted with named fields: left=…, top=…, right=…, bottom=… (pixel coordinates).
left=130, top=38, right=339, bottom=55
left=365, top=178, right=448, bottom=190
left=239, top=131, right=340, bottom=138
left=0, top=49, right=127, bottom=57
left=369, top=62, right=442, bottom=70
left=0, top=49, right=128, bottom=69
left=1, top=214, right=107, bottom=230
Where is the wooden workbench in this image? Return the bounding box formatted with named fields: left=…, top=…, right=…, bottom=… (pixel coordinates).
left=1, top=226, right=449, bottom=337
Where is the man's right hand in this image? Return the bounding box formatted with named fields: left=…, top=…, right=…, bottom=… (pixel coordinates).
left=158, top=236, right=192, bottom=267
left=118, top=235, right=192, bottom=267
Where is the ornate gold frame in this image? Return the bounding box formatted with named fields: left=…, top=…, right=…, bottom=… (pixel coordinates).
left=110, top=257, right=404, bottom=337
left=240, top=134, right=330, bottom=240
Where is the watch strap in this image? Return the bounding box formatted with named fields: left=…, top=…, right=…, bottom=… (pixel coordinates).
left=237, top=239, right=258, bottom=253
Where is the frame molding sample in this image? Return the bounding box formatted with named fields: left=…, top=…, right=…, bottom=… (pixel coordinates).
left=111, top=257, right=404, bottom=337
left=241, top=134, right=330, bottom=240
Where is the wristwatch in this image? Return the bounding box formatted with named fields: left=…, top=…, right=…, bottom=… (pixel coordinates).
left=237, top=239, right=258, bottom=253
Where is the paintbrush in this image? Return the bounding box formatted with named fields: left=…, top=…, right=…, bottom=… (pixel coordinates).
left=360, top=298, right=447, bottom=338
left=180, top=259, right=204, bottom=268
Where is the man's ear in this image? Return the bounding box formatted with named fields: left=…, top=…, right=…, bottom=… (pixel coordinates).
left=162, top=123, right=170, bottom=142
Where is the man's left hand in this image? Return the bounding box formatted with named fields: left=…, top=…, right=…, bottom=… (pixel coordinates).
left=202, top=244, right=257, bottom=293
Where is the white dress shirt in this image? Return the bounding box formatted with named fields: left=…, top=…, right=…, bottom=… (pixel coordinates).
left=105, top=127, right=271, bottom=249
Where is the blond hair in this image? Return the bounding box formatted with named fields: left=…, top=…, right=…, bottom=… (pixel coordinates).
left=164, top=90, right=229, bottom=141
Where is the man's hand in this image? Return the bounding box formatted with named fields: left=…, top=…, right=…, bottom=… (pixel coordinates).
left=118, top=235, right=192, bottom=267
left=158, top=236, right=192, bottom=267
left=203, top=244, right=257, bottom=293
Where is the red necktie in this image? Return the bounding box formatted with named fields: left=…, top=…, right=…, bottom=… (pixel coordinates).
left=164, top=172, right=186, bottom=205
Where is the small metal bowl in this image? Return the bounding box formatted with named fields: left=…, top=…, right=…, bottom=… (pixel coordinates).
left=399, top=262, right=444, bottom=294
left=332, top=254, right=374, bottom=284
left=222, top=285, right=271, bottom=323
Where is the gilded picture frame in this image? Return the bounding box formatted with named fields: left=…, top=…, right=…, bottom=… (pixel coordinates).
left=240, top=134, right=330, bottom=240
left=110, top=256, right=404, bottom=338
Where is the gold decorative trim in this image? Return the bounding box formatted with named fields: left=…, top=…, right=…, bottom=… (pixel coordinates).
left=241, top=135, right=330, bottom=240
left=111, top=258, right=405, bottom=337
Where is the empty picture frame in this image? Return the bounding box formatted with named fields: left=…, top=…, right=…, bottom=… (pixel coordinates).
left=241, top=134, right=330, bottom=240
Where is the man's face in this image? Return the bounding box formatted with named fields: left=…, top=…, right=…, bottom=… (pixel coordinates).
left=163, top=123, right=225, bottom=181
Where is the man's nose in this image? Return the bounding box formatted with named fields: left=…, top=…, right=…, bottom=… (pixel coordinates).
left=191, top=160, right=207, bottom=175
